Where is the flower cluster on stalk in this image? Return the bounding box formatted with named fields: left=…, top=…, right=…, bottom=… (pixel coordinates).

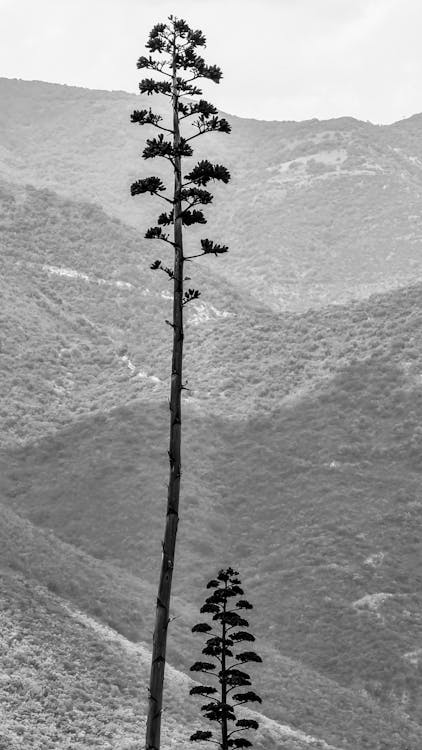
left=189, top=568, right=262, bottom=749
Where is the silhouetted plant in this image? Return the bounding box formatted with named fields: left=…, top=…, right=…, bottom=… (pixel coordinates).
left=130, top=15, right=230, bottom=750
left=189, top=568, right=262, bottom=749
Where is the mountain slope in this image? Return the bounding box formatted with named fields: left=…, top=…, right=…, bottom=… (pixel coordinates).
left=1, top=571, right=348, bottom=750
left=4, top=568, right=317, bottom=750
left=2, top=77, right=422, bottom=749
left=2, top=332, right=422, bottom=746
left=0, top=178, right=246, bottom=444
left=3, top=176, right=422, bottom=446
left=3, top=168, right=422, bottom=740
left=2, top=77, right=422, bottom=309
left=0, top=502, right=420, bottom=750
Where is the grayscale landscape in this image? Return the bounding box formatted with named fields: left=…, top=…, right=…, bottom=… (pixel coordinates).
left=1, top=74, right=422, bottom=749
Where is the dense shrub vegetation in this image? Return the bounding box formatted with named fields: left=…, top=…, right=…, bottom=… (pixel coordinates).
left=2, top=78, right=422, bottom=749
left=2, top=178, right=422, bottom=446
left=2, top=77, right=422, bottom=310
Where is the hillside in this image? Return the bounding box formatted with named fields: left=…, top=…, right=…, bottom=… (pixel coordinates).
left=0, top=177, right=246, bottom=444
left=3, top=177, right=422, bottom=447
left=2, top=76, right=422, bottom=749
left=3, top=566, right=320, bottom=750
left=2, top=325, right=422, bottom=746
left=1, top=500, right=421, bottom=750
left=2, top=77, right=422, bottom=309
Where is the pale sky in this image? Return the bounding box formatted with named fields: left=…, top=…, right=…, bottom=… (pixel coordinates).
left=1, top=0, right=421, bottom=124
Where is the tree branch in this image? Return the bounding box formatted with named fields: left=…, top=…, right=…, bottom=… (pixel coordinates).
left=153, top=236, right=175, bottom=247
left=184, top=73, right=202, bottom=83
left=185, top=131, right=206, bottom=143
left=153, top=123, right=174, bottom=133
left=184, top=253, right=206, bottom=260
left=154, top=192, right=175, bottom=205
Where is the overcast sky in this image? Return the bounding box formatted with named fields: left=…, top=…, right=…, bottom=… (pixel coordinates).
left=1, top=0, right=421, bottom=124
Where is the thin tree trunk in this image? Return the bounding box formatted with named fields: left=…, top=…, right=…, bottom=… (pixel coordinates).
left=145, top=37, right=184, bottom=750
left=221, top=583, right=228, bottom=750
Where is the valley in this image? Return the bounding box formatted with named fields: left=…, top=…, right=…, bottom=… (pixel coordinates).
left=1, top=77, right=422, bottom=749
